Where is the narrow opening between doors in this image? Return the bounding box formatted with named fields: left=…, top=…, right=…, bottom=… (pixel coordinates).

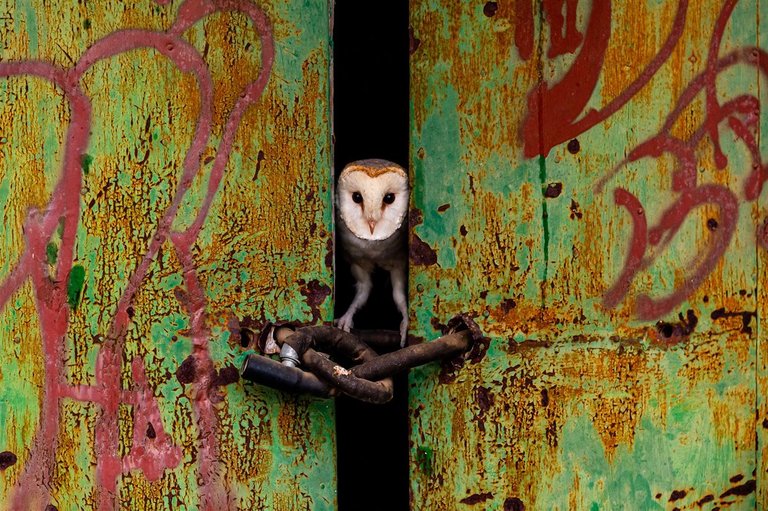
left=333, top=1, right=410, bottom=509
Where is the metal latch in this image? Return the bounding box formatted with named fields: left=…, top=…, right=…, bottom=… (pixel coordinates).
left=240, top=314, right=483, bottom=404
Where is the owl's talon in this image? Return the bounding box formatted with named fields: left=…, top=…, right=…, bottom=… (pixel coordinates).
left=399, top=319, right=408, bottom=347
left=337, top=314, right=354, bottom=332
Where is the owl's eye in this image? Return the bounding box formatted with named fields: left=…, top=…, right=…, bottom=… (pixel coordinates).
left=352, top=192, right=363, bottom=204
left=383, top=193, right=395, bottom=205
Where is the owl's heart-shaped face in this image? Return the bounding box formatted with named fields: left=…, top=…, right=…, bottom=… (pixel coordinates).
left=337, top=159, right=408, bottom=241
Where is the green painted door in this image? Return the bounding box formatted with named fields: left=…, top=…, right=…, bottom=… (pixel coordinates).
left=408, top=0, right=766, bottom=509
left=0, top=0, right=335, bottom=509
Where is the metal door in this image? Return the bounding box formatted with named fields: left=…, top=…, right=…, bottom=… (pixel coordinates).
left=0, top=0, right=334, bottom=509
left=408, top=0, right=765, bottom=509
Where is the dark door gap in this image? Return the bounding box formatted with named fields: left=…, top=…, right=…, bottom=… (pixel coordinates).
left=333, top=1, right=409, bottom=510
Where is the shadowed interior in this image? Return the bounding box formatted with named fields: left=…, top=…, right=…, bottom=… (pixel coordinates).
left=333, top=1, right=410, bottom=509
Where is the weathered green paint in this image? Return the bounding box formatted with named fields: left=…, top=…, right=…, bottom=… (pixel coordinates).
left=410, top=0, right=764, bottom=509
left=46, top=242, right=58, bottom=265
left=0, top=0, right=335, bottom=509
left=66, top=264, right=86, bottom=309
left=81, top=153, right=94, bottom=175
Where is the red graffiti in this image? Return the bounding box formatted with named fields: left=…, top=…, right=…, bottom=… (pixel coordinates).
left=517, top=0, right=765, bottom=318
left=0, top=0, right=274, bottom=509
left=595, top=0, right=767, bottom=319
left=515, top=0, right=583, bottom=60
left=543, top=0, right=583, bottom=58
left=516, top=0, right=689, bottom=158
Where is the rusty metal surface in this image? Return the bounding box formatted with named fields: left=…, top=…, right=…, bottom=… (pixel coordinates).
left=0, top=0, right=335, bottom=509
left=409, top=0, right=764, bottom=509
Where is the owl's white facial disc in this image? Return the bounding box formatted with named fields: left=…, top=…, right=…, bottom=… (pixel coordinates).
left=337, top=161, right=409, bottom=241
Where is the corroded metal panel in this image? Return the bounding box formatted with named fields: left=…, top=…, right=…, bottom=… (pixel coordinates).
left=0, top=0, right=334, bottom=509
left=409, top=0, right=764, bottom=509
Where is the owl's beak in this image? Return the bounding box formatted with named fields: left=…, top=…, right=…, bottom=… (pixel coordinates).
left=368, top=220, right=377, bottom=234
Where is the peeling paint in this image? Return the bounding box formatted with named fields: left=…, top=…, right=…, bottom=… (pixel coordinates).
left=299, top=278, right=332, bottom=324
left=0, top=452, right=17, bottom=470
left=0, top=0, right=334, bottom=509
left=409, top=0, right=764, bottom=509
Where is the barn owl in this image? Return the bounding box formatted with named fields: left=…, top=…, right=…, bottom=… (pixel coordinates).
left=336, top=159, right=409, bottom=346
